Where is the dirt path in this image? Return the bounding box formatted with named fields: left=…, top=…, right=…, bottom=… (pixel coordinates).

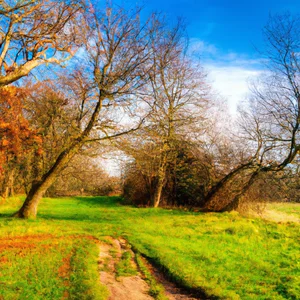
left=138, top=255, right=203, bottom=300
left=98, top=237, right=153, bottom=300
left=98, top=237, right=203, bottom=300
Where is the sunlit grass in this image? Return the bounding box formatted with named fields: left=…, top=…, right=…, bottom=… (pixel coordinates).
left=0, top=233, right=107, bottom=300
left=269, top=202, right=300, bottom=218
left=0, top=237, right=71, bottom=299
left=115, top=251, right=137, bottom=278
left=0, top=196, right=299, bottom=299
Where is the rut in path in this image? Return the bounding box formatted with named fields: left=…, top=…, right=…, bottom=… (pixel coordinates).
left=98, top=237, right=153, bottom=300
left=98, top=237, right=203, bottom=300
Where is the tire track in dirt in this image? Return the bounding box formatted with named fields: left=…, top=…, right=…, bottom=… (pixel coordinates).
left=138, top=255, right=203, bottom=300
left=98, top=237, right=153, bottom=300
left=98, top=237, right=204, bottom=300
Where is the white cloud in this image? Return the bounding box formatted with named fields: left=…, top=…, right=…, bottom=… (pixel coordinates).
left=188, top=38, right=218, bottom=56
left=188, top=38, right=265, bottom=114
left=205, top=64, right=263, bottom=114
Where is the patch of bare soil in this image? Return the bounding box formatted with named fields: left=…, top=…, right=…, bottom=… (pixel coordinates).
left=139, top=255, right=204, bottom=300
left=98, top=237, right=205, bottom=300
left=98, top=237, right=153, bottom=300
left=251, top=209, right=300, bottom=223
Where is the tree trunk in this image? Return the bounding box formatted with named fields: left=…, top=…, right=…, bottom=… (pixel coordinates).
left=14, top=144, right=81, bottom=218
left=220, top=170, right=261, bottom=212
left=8, top=169, right=14, bottom=197
left=13, top=180, right=51, bottom=218
left=14, top=95, right=104, bottom=218
left=152, top=151, right=168, bottom=208
left=220, top=195, right=241, bottom=212
left=202, top=162, right=255, bottom=211
left=152, top=177, right=164, bottom=208
left=1, top=169, right=15, bottom=201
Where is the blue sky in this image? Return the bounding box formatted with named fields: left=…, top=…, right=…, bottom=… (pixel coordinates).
left=113, top=0, right=300, bottom=113
left=100, top=1, right=300, bottom=174
left=118, top=0, right=300, bottom=56
left=140, top=0, right=299, bottom=54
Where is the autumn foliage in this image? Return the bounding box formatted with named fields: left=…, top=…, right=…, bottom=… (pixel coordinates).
left=0, top=86, right=42, bottom=174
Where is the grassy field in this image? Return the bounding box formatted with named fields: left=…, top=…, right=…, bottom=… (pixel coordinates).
left=0, top=196, right=299, bottom=300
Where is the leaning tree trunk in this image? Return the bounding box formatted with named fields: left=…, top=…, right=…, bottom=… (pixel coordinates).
left=220, top=169, right=261, bottom=212
left=202, top=162, right=255, bottom=212
left=13, top=144, right=80, bottom=218
left=203, top=168, right=261, bottom=212
left=14, top=97, right=103, bottom=218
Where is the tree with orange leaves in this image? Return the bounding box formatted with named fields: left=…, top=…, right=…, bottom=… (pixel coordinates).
left=0, top=86, right=42, bottom=200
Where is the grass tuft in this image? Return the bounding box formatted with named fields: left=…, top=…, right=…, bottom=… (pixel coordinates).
left=115, top=250, right=138, bottom=278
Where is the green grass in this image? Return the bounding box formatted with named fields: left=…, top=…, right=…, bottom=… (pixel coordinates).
left=69, top=239, right=108, bottom=299
left=0, top=236, right=71, bottom=299
left=0, top=234, right=107, bottom=300
left=115, top=250, right=137, bottom=278
left=0, top=196, right=299, bottom=299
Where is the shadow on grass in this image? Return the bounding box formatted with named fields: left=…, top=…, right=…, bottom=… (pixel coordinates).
left=0, top=213, right=14, bottom=218
left=0, top=196, right=125, bottom=222
left=74, top=196, right=123, bottom=207
left=38, top=196, right=126, bottom=222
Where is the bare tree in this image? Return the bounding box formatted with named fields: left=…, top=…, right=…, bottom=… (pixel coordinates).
left=14, top=5, right=156, bottom=218
left=49, top=154, right=118, bottom=197
left=121, top=19, right=210, bottom=207
left=203, top=13, right=300, bottom=211
left=0, top=0, right=83, bottom=86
